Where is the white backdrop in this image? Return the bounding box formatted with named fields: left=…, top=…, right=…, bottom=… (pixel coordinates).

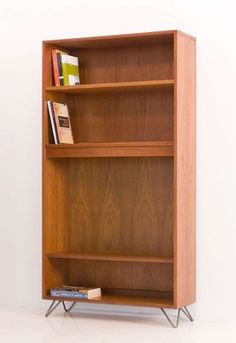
left=0, top=0, right=235, bottom=323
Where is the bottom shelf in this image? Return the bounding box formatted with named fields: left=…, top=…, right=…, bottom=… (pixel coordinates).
left=45, top=289, right=174, bottom=308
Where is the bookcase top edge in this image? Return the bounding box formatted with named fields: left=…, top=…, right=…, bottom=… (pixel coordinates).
left=42, top=30, right=195, bottom=49
left=43, top=30, right=174, bottom=42
left=176, top=30, right=196, bottom=41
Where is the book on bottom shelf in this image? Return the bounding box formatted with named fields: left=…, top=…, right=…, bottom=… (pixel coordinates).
left=47, top=101, right=74, bottom=144
left=50, top=286, right=101, bottom=299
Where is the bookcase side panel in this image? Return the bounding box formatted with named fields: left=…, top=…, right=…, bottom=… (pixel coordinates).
left=174, top=33, right=196, bottom=308
left=42, top=160, right=70, bottom=297
left=42, top=43, right=53, bottom=151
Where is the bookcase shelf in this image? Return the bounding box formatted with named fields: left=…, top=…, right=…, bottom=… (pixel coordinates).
left=42, top=30, right=196, bottom=319
left=46, top=79, right=174, bottom=95
left=46, top=141, right=174, bottom=158
left=46, top=252, right=173, bottom=264
left=46, top=291, right=174, bottom=308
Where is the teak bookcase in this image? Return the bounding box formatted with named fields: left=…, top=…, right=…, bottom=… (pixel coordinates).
left=42, top=30, right=196, bottom=324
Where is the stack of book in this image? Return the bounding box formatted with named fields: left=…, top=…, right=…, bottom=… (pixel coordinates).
left=50, top=286, right=101, bottom=299
left=47, top=101, right=74, bottom=144
left=52, top=49, right=80, bottom=86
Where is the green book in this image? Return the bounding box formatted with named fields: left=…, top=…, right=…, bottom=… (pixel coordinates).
left=61, top=54, right=80, bottom=85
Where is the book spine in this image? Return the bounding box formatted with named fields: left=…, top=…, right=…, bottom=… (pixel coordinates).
left=51, top=50, right=60, bottom=86
left=47, top=101, right=59, bottom=144
left=57, top=52, right=64, bottom=86
left=50, top=290, right=88, bottom=298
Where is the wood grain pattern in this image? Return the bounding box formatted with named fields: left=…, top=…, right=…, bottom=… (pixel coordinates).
left=46, top=252, right=173, bottom=263
left=42, top=43, right=69, bottom=296
left=46, top=290, right=174, bottom=308
left=74, top=42, right=173, bottom=84
left=43, top=160, right=70, bottom=295
left=44, top=259, right=69, bottom=295
left=69, top=158, right=173, bottom=257
left=67, top=261, right=173, bottom=292
left=46, top=142, right=174, bottom=158
left=68, top=89, right=173, bottom=143
left=46, top=79, right=174, bottom=94
left=45, top=89, right=173, bottom=145
left=44, top=30, right=175, bottom=49
left=173, top=32, right=196, bottom=308
left=43, top=31, right=196, bottom=309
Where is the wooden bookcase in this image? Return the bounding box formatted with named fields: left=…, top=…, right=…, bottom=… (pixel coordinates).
left=42, top=30, right=196, bottom=312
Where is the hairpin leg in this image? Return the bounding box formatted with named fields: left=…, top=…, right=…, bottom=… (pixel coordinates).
left=160, top=306, right=193, bottom=328
left=45, top=300, right=61, bottom=317
left=181, top=306, right=194, bottom=321
left=160, top=308, right=180, bottom=328
left=62, top=301, right=76, bottom=312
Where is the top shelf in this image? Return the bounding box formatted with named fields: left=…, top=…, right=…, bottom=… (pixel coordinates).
left=45, top=79, right=174, bottom=95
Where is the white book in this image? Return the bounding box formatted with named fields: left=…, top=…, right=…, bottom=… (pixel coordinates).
left=47, top=101, right=59, bottom=144
left=62, top=286, right=101, bottom=299
left=61, top=54, right=80, bottom=85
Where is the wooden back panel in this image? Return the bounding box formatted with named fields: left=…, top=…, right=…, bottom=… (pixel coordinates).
left=68, top=89, right=173, bottom=143
left=67, top=261, right=173, bottom=292
left=72, top=42, right=173, bottom=83
left=43, top=31, right=195, bottom=305
left=69, top=157, right=173, bottom=257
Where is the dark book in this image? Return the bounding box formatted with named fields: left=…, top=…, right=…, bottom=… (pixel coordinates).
left=57, top=52, right=64, bottom=86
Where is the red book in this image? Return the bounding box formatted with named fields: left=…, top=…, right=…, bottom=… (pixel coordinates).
left=51, top=49, right=67, bottom=86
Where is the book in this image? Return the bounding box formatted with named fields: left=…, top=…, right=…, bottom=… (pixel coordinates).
left=51, top=49, right=67, bottom=86
left=64, top=286, right=101, bottom=298
left=61, top=53, right=80, bottom=85
left=50, top=286, right=101, bottom=299
left=47, top=101, right=74, bottom=144
left=57, top=52, right=64, bottom=85
left=47, top=101, right=59, bottom=144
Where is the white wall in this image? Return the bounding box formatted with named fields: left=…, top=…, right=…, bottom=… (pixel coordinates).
left=0, top=0, right=236, bottom=323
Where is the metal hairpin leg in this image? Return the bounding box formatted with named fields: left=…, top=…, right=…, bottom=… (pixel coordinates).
left=161, top=308, right=181, bottom=328
left=45, top=300, right=76, bottom=317
left=45, top=300, right=61, bottom=317
left=160, top=306, right=193, bottom=328
left=62, top=301, right=76, bottom=312
left=181, top=306, right=194, bottom=321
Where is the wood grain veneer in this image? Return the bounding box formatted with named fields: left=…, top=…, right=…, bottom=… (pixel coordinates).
left=46, top=290, right=174, bottom=308
left=46, top=142, right=174, bottom=158
left=69, top=89, right=173, bottom=143
left=173, top=32, right=196, bottom=308
left=73, top=42, right=173, bottom=84
left=66, top=261, right=173, bottom=292
left=46, top=252, right=173, bottom=263
left=42, top=30, right=196, bottom=310
left=69, top=158, right=173, bottom=257
left=44, top=30, right=195, bottom=49
left=43, top=160, right=70, bottom=297
left=46, top=80, right=174, bottom=94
